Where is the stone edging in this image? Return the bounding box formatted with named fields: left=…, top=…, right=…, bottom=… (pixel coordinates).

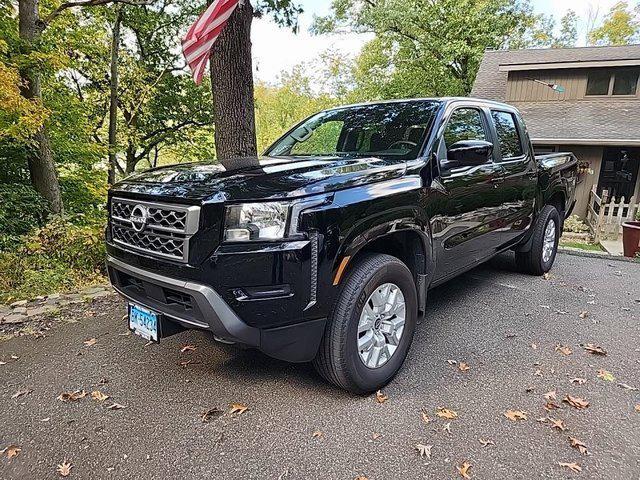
left=0, top=285, right=115, bottom=326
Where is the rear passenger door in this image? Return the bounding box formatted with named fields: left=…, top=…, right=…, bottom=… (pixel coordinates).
left=488, top=109, right=538, bottom=246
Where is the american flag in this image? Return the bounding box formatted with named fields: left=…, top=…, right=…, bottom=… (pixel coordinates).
left=182, top=0, right=240, bottom=85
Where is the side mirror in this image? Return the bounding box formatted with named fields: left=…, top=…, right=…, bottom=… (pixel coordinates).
left=442, top=140, right=493, bottom=170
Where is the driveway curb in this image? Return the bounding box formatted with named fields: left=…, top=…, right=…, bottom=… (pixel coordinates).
left=558, top=247, right=639, bottom=263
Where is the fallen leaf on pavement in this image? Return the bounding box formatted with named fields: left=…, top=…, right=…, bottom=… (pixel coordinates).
left=201, top=407, right=223, bottom=423
left=11, top=388, right=32, bottom=399
left=443, top=422, right=452, bottom=434
left=180, top=345, right=196, bottom=353
left=569, top=437, right=590, bottom=456
left=106, top=402, right=126, bottom=410
left=91, top=390, right=109, bottom=402
left=371, top=432, right=382, bottom=440
left=578, top=311, right=589, bottom=319
left=504, top=410, right=527, bottom=421
left=555, top=345, right=572, bottom=356
left=635, top=404, right=640, bottom=413
left=83, top=338, right=97, bottom=347
left=544, top=401, right=561, bottom=411
left=544, top=391, right=557, bottom=401
left=355, top=476, right=368, bottom=480
left=597, top=369, right=615, bottom=382
left=534, top=369, right=543, bottom=377
left=549, top=418, right=566, bottom=431
left=563, top=395, right=589, bottom=410
left=375, top=390, right=388, bottom=404
left=458, top=362, right=470, bottom=372
left=559, top=462, right=582, bottom=473
left=229, top=403, right=248, bottom=415
left=618, top=383, right=638, bottom=391
left=177, top=360, right=198, bottom=367
left=312, top=431, right=323, bottom=438
left=1, top=445, right=21, bottom=459
left=583, top=344, right=606, bottom=355
left=57, top=461, right=72, bottom=477
left=415, top=443, right=432, bottom=459
left=420, top=409, right=431, bottom=424
left=437, top=407, right=458, bottom=419
left=57, top=390, right=87, bottom=402
left=447, top=359, right=457, bottom=365
left=531, top=343, right=537, bottom=350
left=457, top=461, right=472, bottom=479
left=571, top=378, right=587, bottom=385
left=479, top=439, right=494, bottom=447
left=543, top=272, right=552, bottom=280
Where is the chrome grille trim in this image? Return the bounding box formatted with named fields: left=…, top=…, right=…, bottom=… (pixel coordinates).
left=110, top=198, right=200, bottom=262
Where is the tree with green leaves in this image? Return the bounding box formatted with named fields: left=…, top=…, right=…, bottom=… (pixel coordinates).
left=588, top=1, right=640, bottom=46
left=554, top=10, right=578, bottom=48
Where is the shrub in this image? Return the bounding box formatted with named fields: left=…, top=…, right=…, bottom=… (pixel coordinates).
left=0, top=183, right=50, bottom=250
left=563, top=215, right=590, bottom=234
left=0, top=217, right=107, bottom=303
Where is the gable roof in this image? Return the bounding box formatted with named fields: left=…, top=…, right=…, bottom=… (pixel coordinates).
left=471, top=45, right=640, bottom=145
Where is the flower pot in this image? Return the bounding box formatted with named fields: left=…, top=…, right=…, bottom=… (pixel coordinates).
left=622, top=221, right=640, bottom=258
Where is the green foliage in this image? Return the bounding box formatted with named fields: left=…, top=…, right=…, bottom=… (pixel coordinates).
left=0, top=183, right=51, bottom=249
left=589, top=1, right=640, bottom=46
left=0, top=217, right=106, bottom=303
left=563, top=215, right=590, bottom=234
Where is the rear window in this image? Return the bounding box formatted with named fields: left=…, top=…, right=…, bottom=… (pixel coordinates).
left=491, top=111, right=524, bottom=160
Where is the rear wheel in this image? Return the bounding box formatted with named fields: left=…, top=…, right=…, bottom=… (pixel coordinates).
left=313, top=253, right=417, bottom=394
left=516, top=205, right=560, bottom=275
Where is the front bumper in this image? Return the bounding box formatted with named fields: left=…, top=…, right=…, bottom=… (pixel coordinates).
left=107, top=255, right=326, bottom=362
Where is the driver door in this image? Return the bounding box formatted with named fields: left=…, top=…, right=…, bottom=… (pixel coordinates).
left=430, top=106, right=506, bottom=280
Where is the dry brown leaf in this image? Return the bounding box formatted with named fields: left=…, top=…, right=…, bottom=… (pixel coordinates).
left=543, top=272, right=551, bottom=280
left=83, top=338, right=97, bottom=347
left=555, top=345, right=572, bottom=356
left=57, top=460, right=72, bottom=477
left=312, top=430, right=323, bottom=438
left=11, top=388, right=32, bottom=399
left=436, top=407, right=458, bottom=419
left=457, top=461, right=472, bottom=479
left=90, top=390, right=109, bottom=402
left=229, top=403, right=248, bottom=415
left=578, top=311, right=589, bottom=319
left=415, top=443, right=432, bottom=459
left=635, top=404, right=640, bottom=413
left=504, top=410, right=527, bottom=421
left=57, top=390, right=87, bottom=402
left=371, top=432, right=382, bottom=440
left=569, top=437, right=590, bottom=456
left=549, top=418, right=566, bottom=431
left=355, top=476, right=368, bottom=480
left=201, top=407, right=223, bottom=423
left=534, top=369, right=543, bottom=377
left=106, top=402, right=126, bottom=410
left=571, top=377, right=587, bottom=385
left=543, top=390, right=557, bottom=401
left=563, top=395, right=589, bottom=410
left=2, top=445, right=21, bottom=459
left=597, top=369, right=615, bottom=382
left=559, top=462, right=582, bottom=473
left=180, top=345, right=196, bottom=353
left=375, top=390, right=388, bottom=404
left=479, top=439, right=494, bottom=447
left=420, top=409, right=431, bottom=424
left=544, top=401, right=561, bottom=411
left=583, top=344, right=606, bottom=356
left=458, top=362, right=470, bottom=372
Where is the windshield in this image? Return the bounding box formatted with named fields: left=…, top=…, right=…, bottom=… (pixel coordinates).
left=265, top=101, right=440, bottom=160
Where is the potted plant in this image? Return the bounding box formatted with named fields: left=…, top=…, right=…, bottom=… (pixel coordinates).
left=622, top=211, right=640, bottom=258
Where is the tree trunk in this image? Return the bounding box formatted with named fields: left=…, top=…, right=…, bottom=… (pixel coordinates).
left=107, top=8, right=122, bottom=185
left=209, top=0, right=257, bottom=161
left=18, top=0, right=63, bottom=214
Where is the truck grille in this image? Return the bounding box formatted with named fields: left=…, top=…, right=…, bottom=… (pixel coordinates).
left=110, top=198, right=200, bottom=262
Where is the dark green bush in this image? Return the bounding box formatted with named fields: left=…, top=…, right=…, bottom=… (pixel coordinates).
left=0, top=183, right=51, bottom=250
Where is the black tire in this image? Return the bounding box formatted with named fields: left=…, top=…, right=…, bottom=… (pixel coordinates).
left=515, top=205, right=560, bottom=276
left=313, top=253, right=418, bottom=394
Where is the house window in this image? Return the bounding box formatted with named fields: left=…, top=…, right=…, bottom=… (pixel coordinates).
left=612, top=69, right=639, bottom=95
left=585, top=68, right=639, bottom=96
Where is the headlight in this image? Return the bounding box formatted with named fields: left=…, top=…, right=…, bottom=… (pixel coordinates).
left=224, top=202, right=289, bottom=242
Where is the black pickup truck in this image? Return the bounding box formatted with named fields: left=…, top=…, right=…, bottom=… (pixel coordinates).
left=106, top=98, right=577, bottom=393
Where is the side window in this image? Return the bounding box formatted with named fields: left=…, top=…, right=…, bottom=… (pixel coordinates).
left=443, top=108, right=487, bottom=148
left=491, top=110, right=524, bottom=160
left=290, top=121, right=344, bottom=155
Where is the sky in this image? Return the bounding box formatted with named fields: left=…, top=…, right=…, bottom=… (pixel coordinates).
left=250, top=0, right=623, bottom=83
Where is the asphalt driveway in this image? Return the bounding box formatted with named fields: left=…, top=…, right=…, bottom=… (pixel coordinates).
left=1, top=252, right=639, bottom=479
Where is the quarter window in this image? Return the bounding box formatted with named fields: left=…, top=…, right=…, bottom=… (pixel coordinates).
left=443, top=108, right=487, bottom=148
left=491, top=111, right=524, bottom=159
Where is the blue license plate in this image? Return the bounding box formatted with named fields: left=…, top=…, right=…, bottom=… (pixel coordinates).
left=129, top=304, right=159, bottom=342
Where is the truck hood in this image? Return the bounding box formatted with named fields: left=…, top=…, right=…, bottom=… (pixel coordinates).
left=111, top=156, right=407, bottom=202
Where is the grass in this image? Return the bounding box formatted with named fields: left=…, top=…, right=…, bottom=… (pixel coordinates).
left=559, top=240, right=605, bottom=252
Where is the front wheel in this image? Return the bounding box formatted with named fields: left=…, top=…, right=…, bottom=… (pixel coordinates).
left=313, top=253, right=417, bottom=394
left=516, top=205, right=560, bottom=275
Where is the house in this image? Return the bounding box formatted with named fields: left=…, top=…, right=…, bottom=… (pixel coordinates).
left=471, top=45, right=640, bottom=219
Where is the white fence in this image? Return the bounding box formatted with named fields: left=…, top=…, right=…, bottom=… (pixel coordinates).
left=586, top=186, right=640, bottom=242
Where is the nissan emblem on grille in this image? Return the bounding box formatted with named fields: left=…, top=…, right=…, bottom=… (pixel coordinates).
left=129, top=205, right=149, bottom=232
